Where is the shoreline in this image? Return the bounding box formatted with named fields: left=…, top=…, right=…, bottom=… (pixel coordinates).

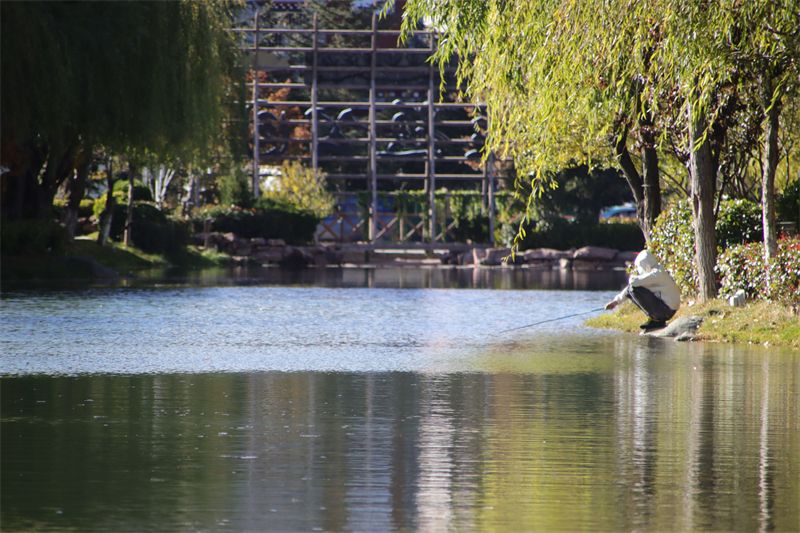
left=586, top=300, right=800, bottom=349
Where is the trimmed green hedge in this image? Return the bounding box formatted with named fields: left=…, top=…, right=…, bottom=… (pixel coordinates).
left=194, top=199, right=319, bottom=244
left=106, top=203, right=189, bottom=255
left=515, top=219, right=645, bottom=251
left=1, top=219, right=68, bottom=255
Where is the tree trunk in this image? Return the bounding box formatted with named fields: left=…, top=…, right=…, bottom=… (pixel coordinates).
left=614, top=127, right=651, bottom=244
left=97, top=157, right=115, bottom=246
left=65, top=146, right=91, bottom=239
left=123, top=162, right=135, bottom=247
left=688, top=110, right=718, bottom=302
left=38, top=141, right=78, bottom=218
left=761, top=95, right=781, bottom=263
left=639, top=115, right=661, bottom=239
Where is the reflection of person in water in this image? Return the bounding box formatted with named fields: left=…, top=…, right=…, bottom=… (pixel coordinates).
left=605, top=250, right=681, bottom=332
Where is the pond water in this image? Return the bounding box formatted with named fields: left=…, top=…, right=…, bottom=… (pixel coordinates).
left=2, top=267, right=799, bottom=531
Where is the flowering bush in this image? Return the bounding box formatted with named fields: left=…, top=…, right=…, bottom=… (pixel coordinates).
left=717, top=237, right=800, bottom=307
left=651, top=198, right=765, bottom=297
left=650, top=200, right=697, bottom=296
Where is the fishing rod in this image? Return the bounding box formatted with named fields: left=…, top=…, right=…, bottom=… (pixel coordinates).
left=496, top=307, right=606, bottom=335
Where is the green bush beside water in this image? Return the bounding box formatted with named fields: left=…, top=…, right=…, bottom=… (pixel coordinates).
left=99, top=202, right=189, bottom=255
left=1, top=219, right=68, bottom=255
left=651, top=199, right=766, bottom=296
left=717, top=237, right=800, bottom=307
left=650, top=196, right=799, bottom=305
left=194, top=199, right=319, bottom=244
left=514, top=219, right=645, bottom=251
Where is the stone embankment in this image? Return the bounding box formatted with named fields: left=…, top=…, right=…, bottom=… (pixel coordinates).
left=194, top=232, right=638, bottom=270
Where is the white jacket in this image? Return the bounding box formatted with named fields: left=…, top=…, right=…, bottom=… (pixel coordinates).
left=611, top=251, right=681, bottom=310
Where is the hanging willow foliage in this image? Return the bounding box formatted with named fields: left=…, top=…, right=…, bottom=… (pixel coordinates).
left=398, top=0, right=798, bottom=180
left=397, top=0, right=799, bottom=299
left=1, top=0, right=243, bottom=158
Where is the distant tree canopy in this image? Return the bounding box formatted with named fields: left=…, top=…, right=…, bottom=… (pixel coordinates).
left=398, top=0, right=800, bottom=301
left=1, top=0, right=244, bottom=219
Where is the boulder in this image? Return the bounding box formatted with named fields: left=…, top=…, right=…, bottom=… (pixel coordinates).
left=481, top=247, right=512, bottom=266
left=728, top=289, right=746, bottom=307
left=645, top=315, right=704, bottom=339
left=616, top=251, right=640, bottom=265
left=232, top=238, right=252, bottom=257
left=573, top=246, right=618, bottom=261
left=523, top=248, right=570, bottom=261
left=267, top=238, right=286, bottom=247
left=279, top=246, right=313, bottom=268
left=252, top=246, right=285, bottom=264
left=440, top=250, right=461, bottom=265
left=323, top=246, right=344, bottom=265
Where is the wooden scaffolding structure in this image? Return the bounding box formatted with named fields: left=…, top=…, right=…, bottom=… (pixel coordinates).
left=234, top=11, right=504, bottom=243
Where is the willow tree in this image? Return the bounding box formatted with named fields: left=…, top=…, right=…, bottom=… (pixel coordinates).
left=396, top=0, right=672, bottom=246
left=1, top=1, right=243, bottom=237
left=728, top=3, right=800, bottom=263
left=398, top=0, right=796, bottom=301
left=641, top=1, right=800, bottom=297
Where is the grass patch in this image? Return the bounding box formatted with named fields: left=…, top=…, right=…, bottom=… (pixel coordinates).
left=66, top=238, right=167, bottom=270
left=3, top=237, right=232, bottom=284
left=585, top=302, right=643, bottom=333
left=167, top=245, right=232, bottom=268
left=587, top=299, right=800, bottom=349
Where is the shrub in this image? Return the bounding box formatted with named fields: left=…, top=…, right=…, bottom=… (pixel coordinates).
left=718, top=237, right=800, bottom=307
left=1, top=219, right=67, bottom=255
left=105, top=202, right=189, bottom=254
left=649, top=201, right=696, bottom=295
left=263, top=161, right=334, bottom=218
left=218, top=168, right=252, bottom=208
left=92, top=192, right=124, bottom=219
left=112, top=179, right=153, bottom=202
left=777, top=179, right=800, bottom=228
left=716, top=198, right=762, bottom=249
left=78, top=199, right=95, bottom=218
left=53, top=198, right=96, bottom=219
left=517, top=219, right=645, bottom=250
left=651, top=198, right=767, bottom=297
left=195, top=200, right=319, bottom=244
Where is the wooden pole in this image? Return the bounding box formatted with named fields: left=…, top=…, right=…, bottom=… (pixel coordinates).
left=252, top=8, right=261, bottom=198
left=311, top=14, right=319, bottom=172
left=368, top=13, right=378, bottom=242
left=427, top=30, right=436, bottom=242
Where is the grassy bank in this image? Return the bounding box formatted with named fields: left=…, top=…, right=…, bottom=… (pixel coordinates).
left=2, top=238, right=231, bottom=283
left=587, top=300, right=800, bottom=349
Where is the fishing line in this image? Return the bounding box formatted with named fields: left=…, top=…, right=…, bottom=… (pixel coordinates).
left=495, top=307, right=606, bottom=335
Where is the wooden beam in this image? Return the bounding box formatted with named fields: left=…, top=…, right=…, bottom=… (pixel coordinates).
left=427, top=31, right=437, bottom=242
left=368, top=13, right=378, bottom=243
left=251, top=7, right=260, bottom=198
left=311, top=14, right=319, bottom=172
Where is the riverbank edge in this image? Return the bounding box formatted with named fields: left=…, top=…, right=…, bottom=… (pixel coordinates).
left=586, top=300, right=800, bottom=349
left=1, top=239, right=231, bottom=283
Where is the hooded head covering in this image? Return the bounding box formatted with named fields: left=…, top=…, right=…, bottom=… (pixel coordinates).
left=634, top=250, right=661, bottom=275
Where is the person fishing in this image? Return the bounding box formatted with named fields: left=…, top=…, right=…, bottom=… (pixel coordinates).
left=604, top=250, right=680, bottom=332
